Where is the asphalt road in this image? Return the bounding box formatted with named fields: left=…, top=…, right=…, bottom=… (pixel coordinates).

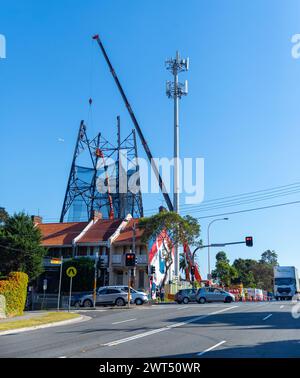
left=1, top=301, right=299, bottom=358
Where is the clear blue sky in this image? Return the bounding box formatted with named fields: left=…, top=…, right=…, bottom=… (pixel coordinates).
left=1, top=0, right=300, bottom=278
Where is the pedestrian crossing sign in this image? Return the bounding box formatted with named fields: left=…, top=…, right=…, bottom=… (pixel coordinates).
left=66, top=266, right=77, bottom=278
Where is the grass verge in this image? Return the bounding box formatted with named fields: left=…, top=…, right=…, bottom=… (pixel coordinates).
left=0, top=312, right=80, bottom=331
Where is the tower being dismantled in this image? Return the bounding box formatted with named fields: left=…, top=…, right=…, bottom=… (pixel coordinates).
left=60, top=117, right=143, bottom=222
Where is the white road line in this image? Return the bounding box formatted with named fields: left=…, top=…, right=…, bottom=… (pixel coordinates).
left=280, top=305, right=284, bottom=309
left=58, top=356, right=67, bottom=358
left=176, top=306, right=190, bottom=310
left=262, top=314, right=273, bottom=321
left=197, top=340, right=226, bottom=356
left=112, top=318, right=137, bottom=325
left=103, top=306, right=238, bottom=347
left=210, top=306, right=238, bottom=315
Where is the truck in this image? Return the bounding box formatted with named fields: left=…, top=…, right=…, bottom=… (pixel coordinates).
left=273, top=266, right=300, bottom=300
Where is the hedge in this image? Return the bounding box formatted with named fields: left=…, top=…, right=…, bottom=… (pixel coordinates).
left=0, top=272, right=28, bottom=317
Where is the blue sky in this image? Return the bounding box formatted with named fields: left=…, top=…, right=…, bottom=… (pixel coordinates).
left=1, top=1, right=300, bottom=278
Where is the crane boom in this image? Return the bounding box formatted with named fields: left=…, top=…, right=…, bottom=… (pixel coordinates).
left=92, top=35, right=174, bottom=212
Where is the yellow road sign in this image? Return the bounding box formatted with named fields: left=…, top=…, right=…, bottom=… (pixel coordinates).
left=66, top=266, right=77, bottom=278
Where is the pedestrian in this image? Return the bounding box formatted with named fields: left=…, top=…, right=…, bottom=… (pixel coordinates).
left=156, top=286, right=160, bottom=300
left=160, top=286, right=165, bottom=302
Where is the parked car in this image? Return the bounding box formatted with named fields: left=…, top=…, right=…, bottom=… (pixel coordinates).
left=79, top=287, right=130, bottom=307
left=72, top=291, right=92, bottom=307
left=196, top=287, right=235, bottom=304
left=102, top=285, right=148, bottom=305
left=175, top=288, right=197, bottom=304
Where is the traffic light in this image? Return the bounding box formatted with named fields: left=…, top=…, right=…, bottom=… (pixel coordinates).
left=150, top=265, right=156, bottom=274
left=191, top=265, right=195, bottom=275
left=245, top=236, right=253, bottom=247
left=125, top=253, right=136, bottom=267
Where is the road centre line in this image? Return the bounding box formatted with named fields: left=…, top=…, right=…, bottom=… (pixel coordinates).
left=103, top=306, right=238, bottom=347
left=262, top=314, right=273, bottom=321
left=197, top=340, right=227, bottom=356
left=112, top=318, right=137, bottom=325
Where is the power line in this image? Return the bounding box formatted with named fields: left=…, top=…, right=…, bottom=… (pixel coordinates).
left=195, top=199, right=300, bottom=220
left=142, top=181, right=300, bottom=214
left=179, top=189, right=300, bottom=214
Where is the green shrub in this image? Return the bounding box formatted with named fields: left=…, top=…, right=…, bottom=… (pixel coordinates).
left=0, top=272, right=28, bottom=317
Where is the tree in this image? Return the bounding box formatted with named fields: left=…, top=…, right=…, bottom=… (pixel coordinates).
left=252, top=250, right=278, bottom=291
left=139, top=211, right=200, bottom=288
left=232, top=258, right=257, bottom=287
left=61, top=258, right=95, bottom=292
left=215, top=251, right=229, bottom=263
left=179, top=252, right=188, bottom=273
left=260, top=250, right=278, bottom=267
left=179, top=251, right=191, bottom=282
left=211, top=251, right=238, bottom=287
left=251, top=263, right=273, bottom=292
left=0, top=213, right=46, bottom=281
left=0, top=207, right=8, bottom=226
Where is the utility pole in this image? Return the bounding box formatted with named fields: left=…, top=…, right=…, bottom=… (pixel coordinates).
left=93, top=252, right=99, bottom=308
left=166, top=52, right=189, bottom=278
left=57, top=256, right=63, bottom=311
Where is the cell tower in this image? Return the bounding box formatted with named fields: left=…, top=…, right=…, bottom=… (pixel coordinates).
left=165, top=51, right=189, bottom=277
left=60, top=118, right=143, bottom=222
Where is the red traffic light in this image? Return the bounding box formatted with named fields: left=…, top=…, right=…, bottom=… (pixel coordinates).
left=245, top=236, right=253, bottom=247
left=125, top=253, right=136, bottom=267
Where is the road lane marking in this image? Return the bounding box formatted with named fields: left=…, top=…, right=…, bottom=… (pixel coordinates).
left=262, top=314, right=273, bottom=321
left=103, top=306, right=238, bottom=347
left=210, top=306, right=238, bottom=315
left=112, top=318, right=137, bottom=325
left=197, top=340, right=226, bottom=356
left=280, top=305, right=284, bottom=309
left=58, top=356, right=67, bottom=358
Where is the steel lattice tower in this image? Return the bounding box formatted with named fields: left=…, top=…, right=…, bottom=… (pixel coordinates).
left=60, top=119, right=143, bottom=222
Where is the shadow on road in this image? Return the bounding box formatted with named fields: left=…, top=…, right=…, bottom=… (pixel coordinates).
left=161, top=339, right=300, bottom=358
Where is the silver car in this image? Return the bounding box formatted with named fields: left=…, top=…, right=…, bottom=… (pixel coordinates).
left=79, top=287, right=129, bottom=307
left=196, top=287, right=235, bottom=304
left=102, top=285, right=148, bottom=305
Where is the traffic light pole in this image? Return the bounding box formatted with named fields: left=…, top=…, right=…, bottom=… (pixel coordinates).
left=57, top=256, right=63, bottom=311
left=127, top=268, right=131, bottom=308
left=190, top=237, right=253, bottom=286
left=93, top=252, right=99, bottom=309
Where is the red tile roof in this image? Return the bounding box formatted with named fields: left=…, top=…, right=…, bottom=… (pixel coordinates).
left=38, top=222, right=88, bottom=246
left=76, top=219, right=123, bottom=244
left=114, top=218, right=145, bottom=245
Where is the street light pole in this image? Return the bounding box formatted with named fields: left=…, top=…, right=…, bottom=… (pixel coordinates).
left=207, top=218, right=229, bottom=279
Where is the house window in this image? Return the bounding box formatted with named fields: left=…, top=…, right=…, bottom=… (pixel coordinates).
left=47, top=248, right=60, bottom=258
left=77, top=247, right=87, bottom=256
left=61, top=248, right=72, bottom=258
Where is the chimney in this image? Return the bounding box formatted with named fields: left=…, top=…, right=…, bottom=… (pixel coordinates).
left=31, top=215, right=43, bottom=224
left=91, top=210, right=103, bottom=221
